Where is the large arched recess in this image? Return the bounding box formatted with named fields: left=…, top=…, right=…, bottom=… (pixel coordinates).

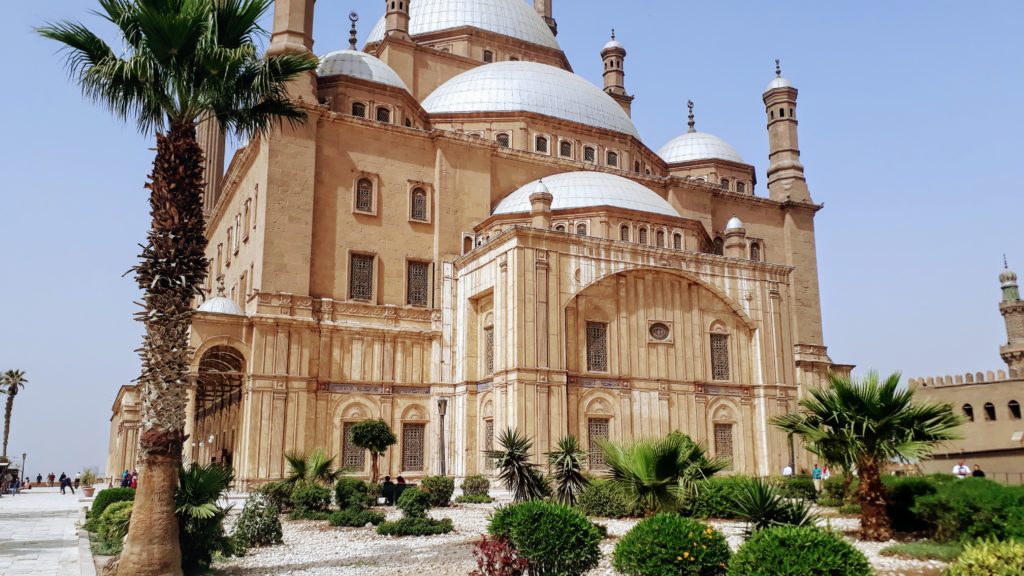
left=191, top=345, right=246, bottom=469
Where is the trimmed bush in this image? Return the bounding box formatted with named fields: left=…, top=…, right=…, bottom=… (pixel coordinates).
left=397, top=487, right=432, bottom=518
left=376, top=516, right=454, bottom=536
left=773, top=475, right=818, bottom=501
left=822, top=475, right=848, bottom=502
left=576, top=479, right=630, bottom=519
left=231, top=494, right=283, bottom=552
left=686, top=476, right=747, bottom=519
left=728, top=526, right=871, bottom=576
left=255, top=482, right=294, bottom=512
left=329, top=508, right=386, bottom=527
left=489, top=501, right=601, bottom=576
left=291, top=483, right=332, bottom=513
left=945, top=539, right=1024, bottom=576
left=914, top=478, right=1024, bottom=542
left=334, top=477, right=372, bottom=510
left=462, top=474, right=491, bottom=497
left=456, top=494, right=495, bottom=504
left=90, top=487, right=136, bottom=519
left=613, top=514, right=730, bottom=576
left=882, top=475, right=940, bottom=533
left=96, top=500, right=134, bottom=551
left=287, top=509, right=331, bottom=521
left=421, top=475, right=455, bottom=507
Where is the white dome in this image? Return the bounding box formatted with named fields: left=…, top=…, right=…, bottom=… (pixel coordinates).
left=318, top=50, right=408, bottom=91
left=602, top=39, right=624, bottom=51
left=422, top=62, right=640, bottom=138
left=198, top=296, right=244, bottom=316
left=494, top=171, right=679, bottom=217
left=657, top=131, right=744, bottom=164
left=726, top=215, right=744, bottom=230
left=367, top=0, right=559, bottom=50
left=765, top=76, right=794, bottom=92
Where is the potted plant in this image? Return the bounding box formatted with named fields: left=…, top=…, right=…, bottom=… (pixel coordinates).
left=80, top=469, right=99, bottom=497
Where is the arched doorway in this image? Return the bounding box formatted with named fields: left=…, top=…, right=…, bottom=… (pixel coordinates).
left=192, top=346, right=245, bottom=469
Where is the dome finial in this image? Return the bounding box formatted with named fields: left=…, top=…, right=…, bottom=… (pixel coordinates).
left=775, top=58, right=782, bottom=78
left=610, top=28, right=616, bottom=40
left=348, top=11, right=359, bottom=50
left=687, top=100, right=696, bottom=133
left=215, top=274, right=227, bottom=297
left=1005, top=254, right=1010, bottom=270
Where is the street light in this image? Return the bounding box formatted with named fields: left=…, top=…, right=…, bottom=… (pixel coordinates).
left=437, top=398, right=448, bottom=477
left=21, top=453, right=26, bottom=485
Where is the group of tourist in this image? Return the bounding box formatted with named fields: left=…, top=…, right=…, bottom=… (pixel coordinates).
left=952, top=460, right=986, bottom=478
left=118, top=469, right=139, bottom=489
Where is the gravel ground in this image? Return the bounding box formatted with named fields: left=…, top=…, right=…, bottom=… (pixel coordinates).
left=215, top=497, right=945, bottom=576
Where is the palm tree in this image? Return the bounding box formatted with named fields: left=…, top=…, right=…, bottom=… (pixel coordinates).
left=485, top=428, right=548, bottom=502
left=600, top=432, right=726, bottom=515
left=38, top=2, right=316, bottom=573
left=277, top=449, right=339, bottom=489
left=176, top=463, right=234, bottom=574
left=772, top=371, right=961, bottom=541
left=1, top=370, right=28, bottom=461
left=546, top=435, right=588, bottom=506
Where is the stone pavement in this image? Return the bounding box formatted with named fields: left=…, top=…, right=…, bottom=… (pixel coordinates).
left=0, top=486, right=85, bottom=576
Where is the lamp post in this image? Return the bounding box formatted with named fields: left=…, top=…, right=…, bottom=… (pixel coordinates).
left=21, top=453, right=26, bottom=485
left=437, top=398, right=448, bottom=476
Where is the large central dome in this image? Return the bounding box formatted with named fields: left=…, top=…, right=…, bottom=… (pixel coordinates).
left=422, top=62, right=640, bottom=138
left=367, top=0, right=560, bottom=50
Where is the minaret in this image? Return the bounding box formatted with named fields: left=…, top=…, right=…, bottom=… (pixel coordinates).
left=198, top=116, right=225, bottom=217
left=601, top=30, right=634, bottom=116
left=267, top=0, right=316, bottom=100
left=385, top=0, right=411, bottom=40
left=999, top=256, right=1024, bottom=375
left=534, top=0, right=557, bottom=36
left=763, top=60, right=810, bottom=203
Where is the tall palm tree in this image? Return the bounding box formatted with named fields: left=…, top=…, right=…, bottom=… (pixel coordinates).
left=1, top=370, right=28, bottom=461
left=546, top=435, right=588, bottom=506
left=38, top=2, right=316, bottom=573
left=773, top=371, right=962, bottom=541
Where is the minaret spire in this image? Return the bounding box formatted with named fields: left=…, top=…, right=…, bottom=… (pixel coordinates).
left=348, top=11, right=359, bottom=50
left=775, top=58, right=782, bottom=77
left=687, top=100, right=696, bottom=133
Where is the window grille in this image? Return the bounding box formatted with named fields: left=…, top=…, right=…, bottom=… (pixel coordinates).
left=586, top=322, right=608, bottom=372
left=584, top=146, right=596, bottom=163
left=710, top=333, right=730, bottom=381
left=356, top=178, right=373, bottom=212
left=555, top=224, right=566, bottom=233
left=226, top=228, right=233, bottom=264
left=620, top=225, right=630, bottom=241
left=588, top=418, right=610, bottom=470
left=638, top=227, right=648, bottom=245
left=402, top=423, right=425, bottom=472
left=607, top=151, right=618, bottom=167
left=376, top=107, right=391, bottom=123
left=656, top=230, right=665, bottom=247
left=483, top=50, right=494, bottom=63
left=407, top=261, right=429, bottom=307
left=484, top=326, right=495, bottom=375
left=234, top=214, right=241, bottom=252
left=750, top=242, right=761, bottom=262
left=984, top=402, right=996, bottom=421
left=496, top=133, right=510, bottom=148
left=737, top=181, right=746, bottom=194
left=576, top=223, right=587, bottom=236
left=342, top=422, right=365, bottom=469
left=714, top=423, right=734, bottom=470
left=535, top=136, right=548, bottom=153
left=713, top=237, right=725, bottom=256
left=649, top=322, right=670, bottom=341
left=484, top=419, right=495, bottom=468
left=560, top=140, right=573, bottom=158
left=411, top=188, right=428, bottom=221
left=720, top=178, right=730, bottom=190
left=352, top=102, right=366, bottom=117
left=350, top=254, right=374, bottom=300
left=962, top=404, right=974, bottom=422
left=673, top=233, right=683, bottom=250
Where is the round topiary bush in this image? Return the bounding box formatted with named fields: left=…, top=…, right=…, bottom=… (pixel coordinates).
left=489, top=501, right=601, bottom=576
left=613, top=513, right=730, bottom=576
left=576, top=479, right=629, bottom=519
left=421, top=475, right=455, bottom=507
left=255, top=482, right=294, bottom=512
left=946, top=539, right=1024, bottom=576
left=231, top=493, right=283, bottom=551
left=397, top=487, right=432, bottom=519
left=97, top=500, right=134, bottom=546
left=334, top=477, right=371, bottom=510
left=462, top=474, right=491, bottom=497
left=727, top=526, right=871, bottom=576
left=90, top=487, right=136, bottom=519
left=290, top=484, right=332, bottom=512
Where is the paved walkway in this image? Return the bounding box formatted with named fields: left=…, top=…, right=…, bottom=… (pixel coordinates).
left=0, top=486, right=85, bottom=576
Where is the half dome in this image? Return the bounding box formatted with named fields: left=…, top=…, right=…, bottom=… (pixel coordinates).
left=318, top=50, right=409, bottom=91
left=422, top=62, right=640, bottom=138
left=198, top=296, right=244, bottom=316
left=494, top=171, right=679, bottom=217
left=657, top=131, right=744, bottom=164
left=367, top=0, right=560, bottom=50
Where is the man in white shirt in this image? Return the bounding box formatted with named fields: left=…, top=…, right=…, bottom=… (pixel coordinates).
left=952, top=461, right=970, bottom=479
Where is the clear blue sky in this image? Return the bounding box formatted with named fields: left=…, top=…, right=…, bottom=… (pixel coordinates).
left=1, top=1, right=1020, bottom=477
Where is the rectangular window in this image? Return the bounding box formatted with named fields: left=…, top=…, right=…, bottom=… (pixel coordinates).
left=407, top=261, right=429, bottom=307
left=233, top=214, right=241, bottom=253
left=588, top=418, right=610, bottom=470
left=711, top=333, right=730, bottom=381
left=243, top=200, right=251, bottom=241
left=586, top=321, right=609, bottom=372
left=714, top=423, right=734, bottom=471
left=342, top=422, right=365, bottom=470
left=402, top=423, right=425, bottom=472
left=350, top=254, right=374, bottom=301
left=584, top=146, right=596, bottom=163
left=484, top=326, right=495, bottom=375
left=484, top=418, right=495, bottom=469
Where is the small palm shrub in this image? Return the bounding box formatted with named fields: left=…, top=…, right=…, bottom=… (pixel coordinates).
left=334, top=477, right=372, bottom=510
left=728, top=476, right=817, bottom=534
left=576, top=479, right=630, bottom=519
left=547, top=435, right=589, bottom=506
left=462, top=474, right=491, bottom=497
left=376, top=487, right=453, bottom=536
left=914, top=478, right=1024, bottom=542
left=255, top=482, right=294, bottom=512
left=486, top=428, right=549, bottom=502
left=231, top=493, right=282, bottom=553
left=90, top=487, right=136, bottom=519
left=456, top=494, right=495, bottom=504
left=945, top=539, right=1024, bottom=576
left=328, top=508, right=385, bottom=528
left=613, top=514, right=730, bottom=576
left=176, top=463, right=236, bottom=573
left=727, top=526, right=871, bottom=576
left=290, top=484, right=332, bottom=513
left=489, top=501, right=602, bottom=576
left=279, top=449, right=340, bottom=489
left=96, top=500, right=134, bottom=554
left=470, top=535, right=528, bottom=576
left=421, top=475, right=455, bottom=507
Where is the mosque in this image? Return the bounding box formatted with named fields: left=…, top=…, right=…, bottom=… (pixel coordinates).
left=106, top=0, right=853, bottom=486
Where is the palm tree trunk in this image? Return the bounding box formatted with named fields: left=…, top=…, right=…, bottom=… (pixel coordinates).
left=2, top=393, right=13, bottom=460
left=118, top=123, right=208, bottom=576
left=857, top=460, right=892, bottom=541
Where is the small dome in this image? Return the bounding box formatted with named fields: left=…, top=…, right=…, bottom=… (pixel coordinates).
left=198, top=296, right=244, bottom=316
left=533, top=179, right=551, bottom=195
left=657, top=131, right=744, bottom=164
left=602, top=39, right=624, bottom=51
left=726, top=215, right=744, bottom=231
left=366, top=0, right=560, bottom=50
left=1001, top=268, right=1018, bottom=286
left=494, top=171, right=680, bottom=217
left=318, top=50, right=409, bottom=91
left=422, top=62, right=640, bottom=138
left=765, top=76, right=794, bottom=92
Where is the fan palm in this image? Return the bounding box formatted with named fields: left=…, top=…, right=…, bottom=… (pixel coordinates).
left=485, top=428, right=548, bottom=502
left=546, top=435, right=589, bottom=506
left=728, top=476, right=818, bottom=535
left=772, top=371, right=962, bottom=541
left=175, top=463, right=234, bottom=574
left=1, top=370, right=27, bottom=461
left=278, top=449, right=339, bottom=489
left=600, top=432, right=726, bottom=515
left=38, top=2, right=316, bottom=573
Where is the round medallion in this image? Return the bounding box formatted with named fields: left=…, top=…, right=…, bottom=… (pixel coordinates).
left=649, top=322, right=670, bottom=341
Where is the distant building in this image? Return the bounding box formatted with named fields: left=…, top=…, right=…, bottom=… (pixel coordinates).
left=911, top=260, right=1024, bottom=482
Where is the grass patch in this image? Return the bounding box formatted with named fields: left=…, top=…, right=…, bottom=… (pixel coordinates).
left=838, top=503, right=862, bottom=515
left=90, top=538, right=123, bottom=556
left=880, top=540, right=963, bottom=562
left=455, top=494, right=494, bottom=504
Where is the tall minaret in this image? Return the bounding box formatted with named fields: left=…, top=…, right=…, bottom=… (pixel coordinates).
left=999, top=256, right=1024, bottom=375
left=198, top=116, right=225, bottom=217
left=601, top=30, right=634, bottom=116
left=267, top=0, right=316, bottom=100
left=763, top=60, right=810, bottom=203
left=386, top=0, right=411, bottom=40
left=534, top=0, right=557, bottom=36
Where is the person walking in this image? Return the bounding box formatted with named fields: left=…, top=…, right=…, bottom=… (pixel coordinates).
left=812, top=464, right=824, bottom=493
left=130, top=470, right=138, bottom=489
left=48, top=472, right=55, bottom=487
left=120, top=469, right=130, bottom=488
left=36, top=473, right=42, bottom=486
left=9, top=475, right=19, bottom=496
left=74, top=472, right=81, bottom=490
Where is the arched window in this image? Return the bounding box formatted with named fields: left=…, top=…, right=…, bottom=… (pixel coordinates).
left=736, top=181, right=747, bottom=194
left=554, top=224, right=566, bottom=233
left=634, top=160, right=641, bottom=173
left=410, top=187, right=428, bottom=221
left=535, top=136, right=548, bottom=154
left=463, top=235, right=474, bottom=255
left=355, top=178, right=374, bottom=213
left=404, top=118, right=412, bottom=127
left=576, top=223, right=587, bottom=236
left=984, top=402, right=996, bottom=421
left=962, top=404, right=974, bottom=422
left=584, top=146, right=596, bottom=163
left=779, top=108, right=785, bottom=118
left=560, top=140, right=573, bottom=158
left=351, top=102, right=366, bottom=117
left=496, top=133, right=511, bottom=148
left=619, top=225, right=630, bottom=242
left=656, top=230, right=665, bottom=247
left=713, top=237, right=725, bottom=256
left=376, top=106, right=391, bottom=123
left=638, top=227, right=648, bottom=245
left=483, top=50, right=494, bottom=63
left=607, top=151, right=618, bottom=167
left=720, top=178, right=730, bottom=191
left=710, top=332, right=730, bottom=381
left=1009, top=400, right=1021, bottom=420
left=673, top=233, right=683, bottom=250
left=750, top=242, right=761, bottom=262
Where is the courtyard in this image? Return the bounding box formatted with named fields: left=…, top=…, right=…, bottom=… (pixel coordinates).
left=0, top=487, right=85, bottom=576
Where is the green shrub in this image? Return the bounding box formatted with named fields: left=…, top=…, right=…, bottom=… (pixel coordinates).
left=231, top=494, right=283, bottom=553
left=945, top=539, right=1024, bottom=576
left=576, top=479, right=630, bottom=519
left=287, top=509, right=331, bottom=521
left=728, top=477, right=817, bottom=534
left=880, top=540, right=963, bottom=562
left=728, top=526, right=871, bottom=576
left=255, top=482, right=294, bottom=512
left=90, top=487, right=136, bottom=519
left=291, top=484, right=332, bottom=512
left=914, top=478, right=1024, bottom=542
left=613, top=514, right=730, bottom=576
left=822, top=475, right=848, bottom=502
left=397, top=487, right=432, bottom=518
left=97, top=500, right=134, bottom=551
left=839, top=503, right=862, bottom=515
left=462, top=474, right=491, bottom=497
left=421, top=475, right=455, bottom=507
left=773, top=475, right=818, bottom=501
left=686, top=476, right=747, bottom=519
left=882, top=475, right=941, bottom=533
left=329, top=508, right=386, bottom=527
left=456, top=494, right=495, bottom=504
left=489, top=501, right=601, bottom=576
left=376, top=516, right=454, bottom=536
left=334, top=477, right=372, bottom=510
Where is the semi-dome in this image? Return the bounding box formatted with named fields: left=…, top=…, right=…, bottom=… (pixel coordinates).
left=367, top=0, right=560, bottom=50
left=422, top=62, right=640, bottom=138
left=198, top=296, right=244, bottom=316
left=657, top=131, right=744, bottom=164
left=494, top=171, right=679, bottom=217
left=318, top=50, right=409, bottom=91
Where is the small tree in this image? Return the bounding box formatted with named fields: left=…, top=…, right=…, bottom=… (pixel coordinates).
left=278, top=449, right=339, bottom=489
left=485, top=428, right=547, bottom=502
left=351, top=419, right=396, bottom=483
left=546, top=435, right=588, bottom=506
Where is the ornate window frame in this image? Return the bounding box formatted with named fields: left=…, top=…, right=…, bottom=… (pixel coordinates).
left=534, top=133, right=550, bottom=155
left=495, top=132, right=511, bottom=149
left=647, top=320, right=673, bottom=344
left=709, top=322, right=731, bottom=382
left=408, top=182, right=432, bottom=223
left=351, top=100, right=367, bottom=118
left=348, top=251, right=376, bottom=302
left=353, top=174, right=380, bottom=216
left=405, top=260, right=431, bottom=308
